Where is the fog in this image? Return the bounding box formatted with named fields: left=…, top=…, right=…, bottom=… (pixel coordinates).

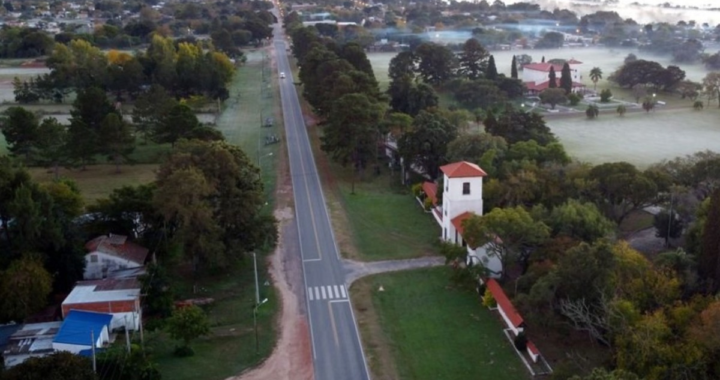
left=501, top=0, right=720, bottom=25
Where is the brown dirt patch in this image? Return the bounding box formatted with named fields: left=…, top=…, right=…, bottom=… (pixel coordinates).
left=350, top=279, right=399, bottom=380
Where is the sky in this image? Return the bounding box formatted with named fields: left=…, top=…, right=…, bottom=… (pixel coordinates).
left=501, top=0, right=720, bottom=24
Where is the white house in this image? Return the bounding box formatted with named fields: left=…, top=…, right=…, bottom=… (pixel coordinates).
left=62, top=278, right=142, bottom=331
left=84, top=234, right=149, bottom=280
left=521, top=59, right=585, bottom=93
left=428, top=161, right=503, bottom=276
left=52, top=310, right=112, bottom=354
left=2, top=322, right=62, bottom=368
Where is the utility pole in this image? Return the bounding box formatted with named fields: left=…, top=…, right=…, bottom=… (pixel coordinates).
left=125, top=316, right=131, bottom=353
left=91, top=331, right=97, bottom=373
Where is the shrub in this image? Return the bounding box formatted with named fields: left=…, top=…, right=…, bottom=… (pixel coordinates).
left=514, top=331, right=528, bottom=351
left=411, top=182, right=423, bottom=197
left=694, top=100, right=704, bottom=110
left=599, top=89, right=613, bottom=102
left=481, top=288, right=496, bottom=308
left=567, top=92, right=581, bottom=106
left=423, top=196, right=434, bottom=211
left=586, top=104, right=599, bottom=119
left=616, top=104, right=627, bottom=116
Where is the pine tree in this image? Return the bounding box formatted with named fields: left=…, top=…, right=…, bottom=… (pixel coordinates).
left=701, top=189, right=720, bottom=293
left=511, top=56, right=518, bottom=79
left=487, top=55, right=498, bottom=80
left=541, top=56, right=545, bottom=63
left=548, top=66, right=557, bottom=88
left=560, top=62, right=573, bottom=94
left=99, top=113, right=135, bottom=173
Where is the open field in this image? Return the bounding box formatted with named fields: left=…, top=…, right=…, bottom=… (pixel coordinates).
left=351, top=267, right=528, bottom=380
left=215, top=49, right=280, bottom=198
left=147, top=258, right=277, bottom=380
left=28, top=164, right=158, bottom=205
left=546, top=108, right=720, bottom=168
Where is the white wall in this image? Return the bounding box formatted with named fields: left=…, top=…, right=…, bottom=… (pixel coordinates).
left=467, top=245, right=502, bottom=278
left=84, top=251, right=142, bottom=280
left=110, top=311, right=141, bottom=331
left=441, top=174, right=484, bottom=244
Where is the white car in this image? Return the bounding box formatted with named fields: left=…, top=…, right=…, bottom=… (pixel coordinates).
left=280, top=72, right=286, bottom=79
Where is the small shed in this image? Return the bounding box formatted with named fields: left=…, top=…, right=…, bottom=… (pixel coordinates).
left=2, top=322, right=61, bottom=368
left=52, top=311, right=112, bottom=354
left=62, top=278, right=142, bottom=331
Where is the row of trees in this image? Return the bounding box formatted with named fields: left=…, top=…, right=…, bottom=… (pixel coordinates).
left=15, top=36, right=235, bottom=103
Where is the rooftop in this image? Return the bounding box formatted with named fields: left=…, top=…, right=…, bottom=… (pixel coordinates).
left=440, top=161, right=487, bottom=178
left=85, top=234, right=149, bottom=264
left=486, top=279, right=524, bottom=328
left=525, top=80, right=585, bottom=92
left=53, top=311, right=112, bottom=347
left=451, top=212, right=474, bottom=242
left=63, top=278, right=141, bottom=305
left=422, top=181, right=438, bottom=205
left=3, top=321, right=62, bottom=359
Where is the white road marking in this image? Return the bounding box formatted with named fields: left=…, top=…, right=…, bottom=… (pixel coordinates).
left=308, top=287, right=314, bottom=301
left=314, top=287, right=320, bottom=300
left=333, top=285, right=340, bottom=299
left=326, top=286, right=335, bottom=299
left=340, top=285, right=347, bottom=298
left=321, top=286, right=327, bottom=300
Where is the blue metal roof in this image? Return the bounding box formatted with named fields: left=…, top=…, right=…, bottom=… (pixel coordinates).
left=0, top=324, right=21, bottom=352
left=53, top=310, right=112, bottom=346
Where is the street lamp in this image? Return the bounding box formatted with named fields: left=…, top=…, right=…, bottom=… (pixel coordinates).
left=254, top=298, right=268, bottom=355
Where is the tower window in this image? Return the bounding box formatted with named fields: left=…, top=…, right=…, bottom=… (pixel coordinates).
left=462, top=182, right=471, bottom=195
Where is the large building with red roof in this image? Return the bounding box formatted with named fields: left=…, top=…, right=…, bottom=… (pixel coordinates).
left=521, top=59, right=585, bottom=94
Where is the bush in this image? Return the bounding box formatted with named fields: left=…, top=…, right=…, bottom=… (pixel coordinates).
left=423, top=196, right=434, bottom=211
left=616, top=104, right=627, bottom=116
left=694, top=100, right=704, bottom=110
left=514, top=331, right=528, bottom=351
left=173, top=345, right=194, bottom=357
left=481, top=288, right=496, bottom=308
left=567, top=92, right=581, bottom=106
left=599, top=89, right=613, bottom=102
left=411, top=182, right=423, bottom=197
left=586, top=104, right=599, bottom=119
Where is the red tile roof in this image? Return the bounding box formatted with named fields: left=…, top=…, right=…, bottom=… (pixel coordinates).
left=567, top=58, right=583, bottom=64
left=85, top=234, right=149, bottom=265
left=422, top=181, right=438, bottom=205
left=523, top=63, right=564, bottom=72
left=486, top=279, right=524, bottom=328
left=451, top=211, right=474, bottom=238
left=525, top=80, right=585, bottom=92
left=440, top=161, right=487, bottom=178
left=527, top=341, right=540, bottom=357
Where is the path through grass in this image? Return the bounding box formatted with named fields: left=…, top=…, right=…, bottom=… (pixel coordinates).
left=351, top=266, right=528, bottom=380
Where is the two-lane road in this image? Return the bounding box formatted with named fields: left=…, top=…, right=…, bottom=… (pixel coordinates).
left=272, top=20, right=371, bottom=380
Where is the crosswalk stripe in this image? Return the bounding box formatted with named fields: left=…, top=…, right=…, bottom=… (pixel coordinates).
left=314, top=287, right=319, bottom=300
left=321, top=286, right=327, bottom=300
left=327, top=285, right=335, bottom=299
left=340, top=285, right=346, bottom=298
left=333, top=285, right=340, bottom=299
left=308, top=287, right=314, bottom=301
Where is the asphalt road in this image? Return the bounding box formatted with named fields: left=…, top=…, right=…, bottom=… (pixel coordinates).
left=271, top=19, right=371, bottom=380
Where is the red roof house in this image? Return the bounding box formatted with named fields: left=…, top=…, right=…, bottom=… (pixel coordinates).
left=83, top=234, right=149, bottom=280
left=440, top=161, right=487, bottom=178
left=486, top=278, right=525, bottom=334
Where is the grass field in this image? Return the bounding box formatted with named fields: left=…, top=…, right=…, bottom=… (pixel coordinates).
left=351, top=266, right=528, bottom=380
left=547, top=107, right=720, bottom=168
left=147, top=257, right=278, bottom=380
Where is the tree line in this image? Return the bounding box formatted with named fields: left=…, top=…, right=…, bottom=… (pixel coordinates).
left=288, top=17, right=720, bottom=380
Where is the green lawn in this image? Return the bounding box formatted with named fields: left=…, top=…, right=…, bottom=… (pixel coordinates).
left=215, top=49, right=280, bottom=200
left=147, top=257, right=278, bottom=380
left=352, top=266, right=528, bottom=380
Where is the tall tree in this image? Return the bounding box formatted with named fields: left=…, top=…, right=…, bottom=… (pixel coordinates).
left=539, top=88, right=567, bottom=109
left=484, top=107, right=555, bottom=145
left=486, top=55, right=498, bottom=80
left=653, top=210, right=683, bottom=247
left=154, top=104, right=199, bottom=146
left=99, top=113, right=135, bottom=173
left=320, top=93, right=384, bottom=193
left=462, top=206, right=550, bottom=277
left=0, top=254, right=53, bottom=323
left=458, top=38, right=489, bottom=80
left=1, top=106, right=39, bottom=160
left=415, top=42, right=457, bottom=85
left=548, top=66, right=557, bottom=88
left=545, top=199, right=615, bottom=242
left=700, top=189, right=720, bottom=292
left=589, top=67, right=603, bottom=90
left=132, top=84, right=177, bottom=142
left=560, top=62, right=573, bottom=94
left=511, top=55, right=518, bottom=79
left=35, top=118, right=67, bottom=180
left=589, top=162, right=660, bottom=225
left=398, top=111, right=458, bottom=179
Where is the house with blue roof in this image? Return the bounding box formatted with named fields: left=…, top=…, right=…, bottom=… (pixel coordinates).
left=52, top=310, right=112, bottom=354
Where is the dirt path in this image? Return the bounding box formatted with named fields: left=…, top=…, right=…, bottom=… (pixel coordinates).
left=343, top=256, right=445, bottom=285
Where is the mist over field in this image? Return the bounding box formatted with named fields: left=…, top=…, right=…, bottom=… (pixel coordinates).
left=501, top=0, right=720, bottom=24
